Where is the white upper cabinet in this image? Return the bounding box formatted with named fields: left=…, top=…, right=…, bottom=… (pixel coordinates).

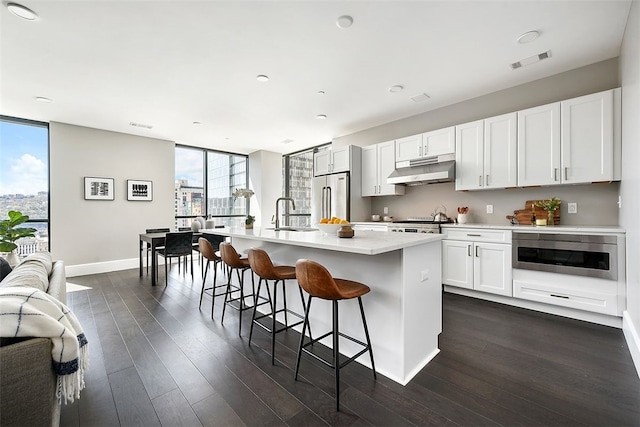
left=395, top=134, right=423, bottom=163
left=362, top=141, right=405, bottom=197
left=517, top=89, right=617, bottom=187
left=455, top=120, right=484, bottom=190
left=314, top=145, right=351, bottom=176
left=561, top=89, right=614, bottom=184
left=456, top=113, right=517, bottom=191
left=395, top=126, right=455, bottom=164
left=517, top=102, right=561, bottom=187
left=423, top=126, right=456, bottom=158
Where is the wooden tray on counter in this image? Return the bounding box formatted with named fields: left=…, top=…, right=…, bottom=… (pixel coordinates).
left=507, top=200, right=561, bottom=225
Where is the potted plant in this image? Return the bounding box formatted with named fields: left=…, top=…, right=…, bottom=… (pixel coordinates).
left=245, top=215, right=255, bottom=229
left=535, top=197, right=561, bottom=226
left=0, top=210, right=37, bottom=266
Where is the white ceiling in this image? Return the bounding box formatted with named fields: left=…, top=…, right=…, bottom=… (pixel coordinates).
left=0, top=1, right=632, bottom=155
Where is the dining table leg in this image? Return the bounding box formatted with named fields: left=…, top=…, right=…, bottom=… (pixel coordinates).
left=151, top=240, right=158, bottom=286
left=139, top=238, right=144, bottom=277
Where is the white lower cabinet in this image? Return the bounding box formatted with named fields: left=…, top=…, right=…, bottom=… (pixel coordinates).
left=442, top=229, right=512, bottom=297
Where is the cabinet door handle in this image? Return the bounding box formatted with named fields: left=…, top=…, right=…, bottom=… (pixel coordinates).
left=468, top=244, right=471, bottom=257
left=564, top=167, right=568, bottom=181
left=378, top=184, right=381, bottom=194
left=485, top=175, right=489, bottom=186
left=475, top=246, right=479, bottom=257
left=554, top=168, right=558, bottom=181
left=550, top=294, right=569, bottom=299
left=479, top=176, right=482, bottom=187
left=467, top=234, right=481, bottom=237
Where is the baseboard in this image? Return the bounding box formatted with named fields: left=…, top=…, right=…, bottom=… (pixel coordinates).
left=66, top=258, right=144, bottom=277
left=623, top=311, right=640, bottom=379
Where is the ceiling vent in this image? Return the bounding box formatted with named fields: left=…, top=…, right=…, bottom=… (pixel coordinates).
left=129, top=121, right=153, bottom=129
left=511, top=50, right=551, bottom=70
left=411, top=93, right=430, bottom=103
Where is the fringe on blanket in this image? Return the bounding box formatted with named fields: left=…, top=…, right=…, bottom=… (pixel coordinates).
left=55, top=334, right=89, bottom=404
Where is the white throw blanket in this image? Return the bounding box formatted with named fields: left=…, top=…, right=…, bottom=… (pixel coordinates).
left=0, top=287, right=88, bottom=404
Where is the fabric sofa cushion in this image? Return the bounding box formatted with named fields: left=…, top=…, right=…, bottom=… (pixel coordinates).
left=20, top=251, right=53, bottom=276
left=0, top=255, right=50, bottom=292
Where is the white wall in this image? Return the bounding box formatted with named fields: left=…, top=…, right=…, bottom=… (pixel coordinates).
left=620, top=0, right=640, bottom=376
left=50, top=122, right=175, bottom=274
left=248, top=150, right=282, bottom=227
left=333, top=59, right=621, bottom=225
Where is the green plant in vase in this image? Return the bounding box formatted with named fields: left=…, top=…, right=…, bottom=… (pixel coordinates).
left=0, top=210, right=37, bottom=266
left=535, top=198, right=561, bottom=226
left=245, top=215, right=255, bottom=229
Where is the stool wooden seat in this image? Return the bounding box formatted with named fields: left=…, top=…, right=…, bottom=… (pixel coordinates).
left=219, top=242, right=255, bottom=335
left=198, top=238, right=225, bottom=318
left=294, top=258, right=376, bottom=411
left=247, top=248, right=309, bottom=365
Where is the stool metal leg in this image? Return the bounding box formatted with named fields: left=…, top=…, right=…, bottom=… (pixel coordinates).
left=333, top=300, right=340, bottom=411
left=294, top=295, right=313, bottom=380
left=358, top=296, right=377, bottom=379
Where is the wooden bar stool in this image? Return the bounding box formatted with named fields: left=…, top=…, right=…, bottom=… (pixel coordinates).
left=247, top=248, right=309, bottom=365
left=294, top=259, right=376, bottom=411
left=198, top=238, right=225, bottom=318
left=219, top=242, right=255, bottom=335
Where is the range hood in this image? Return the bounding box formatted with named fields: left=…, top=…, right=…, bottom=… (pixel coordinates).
left=387, top=153, right=455, bottom=186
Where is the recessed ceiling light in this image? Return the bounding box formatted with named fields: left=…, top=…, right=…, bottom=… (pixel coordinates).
left=317, top=90, right=325, bottom=95
left=316, top=114, right=327, bottom=120
left=517, top=30, right=540, bottom=44
left=7, top=2, right=38, bottom=20
left=192, top=121, right=201, bottom=125
left=389, top=85, right=404, bottom=93
left=336, top=15, right=353, bottom=29
left=281, top=139, right=294, bottom=144
left=256, top=75, right=269, bottom=82
left=35, top=96, right=52, bottom=103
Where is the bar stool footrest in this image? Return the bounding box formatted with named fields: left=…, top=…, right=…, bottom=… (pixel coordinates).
left=300, top=331, right=371, bottom=370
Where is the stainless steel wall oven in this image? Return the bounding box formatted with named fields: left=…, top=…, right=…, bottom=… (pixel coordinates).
left=512, top=232, right=617, bottom=281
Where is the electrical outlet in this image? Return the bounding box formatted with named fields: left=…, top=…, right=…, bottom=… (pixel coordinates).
left=383, top=206, right=389, bottom=214
left=567, top=202, right=577, bottom=214
left=486, top=204, right=493, bottom=214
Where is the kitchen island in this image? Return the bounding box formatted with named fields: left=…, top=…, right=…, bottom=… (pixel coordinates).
left=203, top=227, right=444, bottom=385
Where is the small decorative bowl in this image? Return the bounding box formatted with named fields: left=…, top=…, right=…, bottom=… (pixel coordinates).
left=337, top=225, right=354, bottom=238
left=317, top=223, right=342, bottom=235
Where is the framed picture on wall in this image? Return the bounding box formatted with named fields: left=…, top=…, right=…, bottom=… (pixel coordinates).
left=84, top=177, right=115, bottom=200
left=127, top=179, right=153, bottom=201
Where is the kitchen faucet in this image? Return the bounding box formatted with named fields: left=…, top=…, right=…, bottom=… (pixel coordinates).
left=274, top=197, right=295, bottom=230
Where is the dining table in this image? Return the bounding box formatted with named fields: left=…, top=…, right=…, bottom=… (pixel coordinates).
left=139, top=230, right=225, bottom=286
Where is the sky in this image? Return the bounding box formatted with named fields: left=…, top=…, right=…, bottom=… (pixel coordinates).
left=175, top=146, right=203, bottom=187
left=0, top=120, right=48, bottom=195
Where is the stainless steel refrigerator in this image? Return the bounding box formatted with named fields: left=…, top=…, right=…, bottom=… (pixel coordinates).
left=311, top=172, right=350, bottom=224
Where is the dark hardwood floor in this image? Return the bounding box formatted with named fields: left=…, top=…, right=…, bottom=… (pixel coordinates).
left=60, top=263, right=640, bottom=426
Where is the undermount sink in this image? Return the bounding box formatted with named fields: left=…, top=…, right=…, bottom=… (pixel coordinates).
left=265, top=227, right=318, bottom=232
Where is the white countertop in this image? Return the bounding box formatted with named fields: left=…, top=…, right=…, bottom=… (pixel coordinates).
left=202, top=227, right=444, bottom=255
left=441, top=223, right=625, bottom=234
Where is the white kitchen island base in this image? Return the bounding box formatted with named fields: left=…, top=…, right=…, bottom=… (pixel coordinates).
left=207, top=228, right=443, bottom=385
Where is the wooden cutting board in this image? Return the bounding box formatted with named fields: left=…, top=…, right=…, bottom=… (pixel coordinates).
left=507, top=200, right=561, bottom=225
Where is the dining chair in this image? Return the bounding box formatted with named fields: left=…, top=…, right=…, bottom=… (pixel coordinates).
left=157, top=231, right=194, bottom=285
left=145, top=228, right=170, bottom=275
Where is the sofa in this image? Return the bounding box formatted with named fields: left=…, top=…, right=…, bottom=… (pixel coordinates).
left=0, top=253, right=66, bottom=427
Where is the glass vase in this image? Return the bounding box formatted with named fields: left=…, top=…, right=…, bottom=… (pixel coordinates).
left=547, top=210, right=555, bottom=226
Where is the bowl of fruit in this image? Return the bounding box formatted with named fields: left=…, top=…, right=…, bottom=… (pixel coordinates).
left=317, top=217, right=348, bottom=235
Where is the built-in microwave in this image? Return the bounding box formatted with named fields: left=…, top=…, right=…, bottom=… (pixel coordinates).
left=512, top=232, right=617, bottom=281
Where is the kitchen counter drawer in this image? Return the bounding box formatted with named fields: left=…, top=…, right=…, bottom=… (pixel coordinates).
left=443, top=228, right=511, bottom=243
left=513, top=269, right=619, bottom=316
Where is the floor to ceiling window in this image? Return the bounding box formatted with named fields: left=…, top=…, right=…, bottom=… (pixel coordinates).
left=0, top=116, right=50, bottom=255
left=175, top=145, right=249, bottom=229
left=282, top=148, right=315, bottom=228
